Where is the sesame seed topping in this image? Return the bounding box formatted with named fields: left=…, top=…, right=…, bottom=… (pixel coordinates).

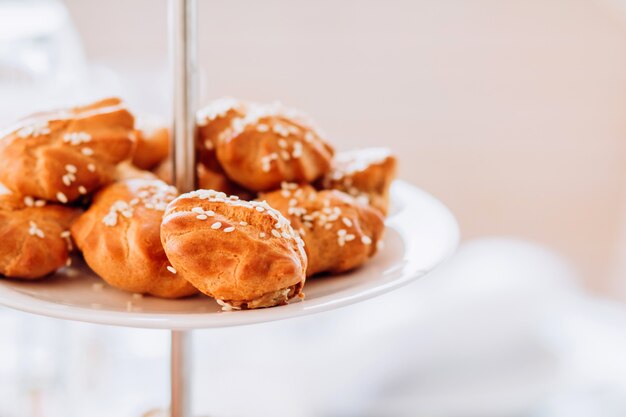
left=81, top=147, right=94, bottom=156
left=60, top=231, right=71, bottom=238
left=196, top=214, right=208, bottom=220
left=259, top=232, right=266, bottom=238
left=342, top=217, right=353, bottom=227
left=65, top=164, right=78, bottom=173
left=57, top=192, right=68, bottom=203
left=271, top=229, right=281, bottom=238
left=167, top=265, right=177, bottom=274
left=191, top=207, right=204, bottom=214
left=211, top=222, right=222, bottom=229
left=223, top=226, right=235, bottom=233
left=87, top=164, right=96, bottom=172
left=255, top=206, right=265, bottom=212
left=23, top=196, right=34, bottom=207
left=361, top=236, right=372, bottom=245
left=28, top=221, right=45, bottom=238
left=239, top=221, right=248, bottom=226
left=34, top=199, right=46, bottom=207
left=78, top=186, right=87, bottom=195
left=278, top=138, right=288, bottom=148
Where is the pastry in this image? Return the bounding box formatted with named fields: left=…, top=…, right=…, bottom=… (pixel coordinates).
left=0, top=192, right=80, bottom=279
left=71, top=178, right=197, bottom=298
left=320, top=148, right=397, bottom=215
left=0, top=97, right=136, bottom=203
left=154, top=159, right=252, bottom=200
left=261, top=183, right=385, bottom=276
left=132, top=116, right=170, bottom=170
left=161, top=189, right=306, bottom=309
left=197, top=99, right=334, bottom=191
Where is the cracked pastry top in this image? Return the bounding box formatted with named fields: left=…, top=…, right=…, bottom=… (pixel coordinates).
left=0, top=97, right=136, bottom=204
left=160, top=189, right=306, bottom=309
left=320, top=147, right=397, bottom=215
left=261, top=183, right=385, bottom=277
left=196, top=98, right=334, bottom=192
left=71, top=178, right=197, bottom=298
left=0, top=191, right=80, bottom=279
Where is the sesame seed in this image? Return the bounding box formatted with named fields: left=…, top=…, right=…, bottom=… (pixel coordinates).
left=81, top=147, right=94, bottom=156
left=23, top=196, right=34, bottom=207
left=255, top=206, right=265, bottom=212
left=191, top=207, right=204, bottom=214
left=342, top=217, right=353, bottom=227
left=78, top=186, right=87, bottom=195
left=223, top=226, right=235, bottom=233
left=211, top=222, right=222, bottom=230
left=57, top=192, right=68, bottom=203
left=65, top=164, right=77, bottom=173
left=34, top=200, right=46, bottom=207
left=60, top=231, right=71, bottom=238
left=345, top=234, right=356, bottom=241
left=206, top=210, right=215, bottom=216
left=278, top=138, right=288, bottom=148
left=259, top=232, right=266, bottom=238
left=167, top=266, right=177, bottom=274
left=271, top=229, right=281, bottom=238
left=361, top=236, right=372, bottom=245
left=239, top=221, right=248, bottom=226
left=196, top=214, right=208, bottom=220
left=87, top=164, right=96, bottom=172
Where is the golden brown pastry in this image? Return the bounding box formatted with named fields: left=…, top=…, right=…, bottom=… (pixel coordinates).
left=0, top=193, right=80, bottom=279
left=161, top=189, right=306, bottom=309
left=197, top=99, right=334, bottom=191
left=132, top=116, right=170, bottom=170
left=261, top=183, right=385, bottom=276
left=0, top=97, right=136, bottom=204
left=321, top=148, right=397, bottom=215
left=71, top=178, right=197, bottom=298
left=154, top=159, right=252, bottom=200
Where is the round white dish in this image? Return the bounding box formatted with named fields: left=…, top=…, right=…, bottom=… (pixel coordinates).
left=0, top=181, right=459, bottom=329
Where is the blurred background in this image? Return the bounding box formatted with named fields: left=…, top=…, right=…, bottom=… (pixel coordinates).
left=1, top=0, right=626, bottom=416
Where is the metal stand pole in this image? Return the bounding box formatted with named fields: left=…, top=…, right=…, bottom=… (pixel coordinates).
left=171, top=331, right=192, bottom=417
left=169, top=0, right=197, bottom=416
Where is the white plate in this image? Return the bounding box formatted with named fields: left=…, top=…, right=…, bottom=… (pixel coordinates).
left=0, top=181, right=459, bottom=329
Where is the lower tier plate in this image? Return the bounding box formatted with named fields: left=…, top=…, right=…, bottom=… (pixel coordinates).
left=0, top=181, right=459, bottom=329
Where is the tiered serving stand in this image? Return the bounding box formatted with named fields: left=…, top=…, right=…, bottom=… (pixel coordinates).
left=0, top=1, right=460, bottom=416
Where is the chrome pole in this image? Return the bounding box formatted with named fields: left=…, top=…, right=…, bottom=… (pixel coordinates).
left=169, top=0, right=197, bottom=416
left=170, top=0, right=198, bottom=193
left=170, top=330, right=192, bottom=417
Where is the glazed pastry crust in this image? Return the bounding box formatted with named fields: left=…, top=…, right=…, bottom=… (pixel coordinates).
left=71, top=179, right=197, bottom=298
left=161, top=189, right=306, bottom=309
left=261, top=184, right=385, bottom=276
left=154, top=159, right=252, bottom=200
left=132, top=116, right=170, bottom=170
left=0, top=97, right=135, bottom=203
left=321, top=148, right=397, bottom=215
left=197, top=99, right=334, bottom=192
left=0, top=193, right=80, bottom=279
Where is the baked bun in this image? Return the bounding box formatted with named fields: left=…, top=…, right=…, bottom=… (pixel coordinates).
left=197, top=99, right=334, bottom=191
left=154, top=159, right=252, bottom=200
left=0, top=193, right=80, bottom=279
left=261, top=183, right=385, bottom=276
left=132, top=116, right=170, bottom=170
left=0, top=97, right=135, bottom=204
left=321, top=148, right=397, bottom=215
left=71, top=178, right=196, bottom=298
left=161, top=189, right=306, bottom=309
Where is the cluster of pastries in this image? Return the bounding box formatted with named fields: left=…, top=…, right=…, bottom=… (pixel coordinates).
left=0, top=97, right=397, bottom=310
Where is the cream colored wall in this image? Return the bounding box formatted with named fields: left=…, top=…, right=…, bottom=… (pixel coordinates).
left=63, top=0, right=626, bottom=295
